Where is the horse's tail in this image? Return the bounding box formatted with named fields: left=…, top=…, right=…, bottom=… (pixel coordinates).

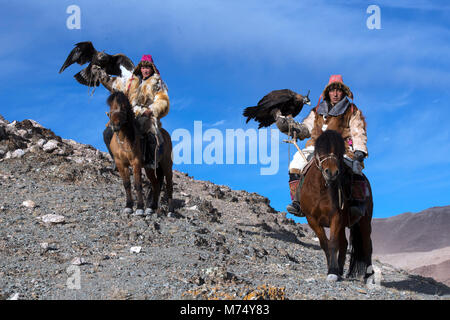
left=347, top=223, right=367, bottom=278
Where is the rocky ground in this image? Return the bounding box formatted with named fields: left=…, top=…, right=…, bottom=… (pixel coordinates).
left=1, top=115, right=449, bottom=300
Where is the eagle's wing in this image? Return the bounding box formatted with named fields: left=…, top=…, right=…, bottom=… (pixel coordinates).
left=73, top=63, right=100, bottom=87
left=59, top=41, right=97, bottom=74
left=243, top=89, right=298, bottom=128
left=257, top=89, right=296, bottom=109
left=101, top=53, right=135, bottom=77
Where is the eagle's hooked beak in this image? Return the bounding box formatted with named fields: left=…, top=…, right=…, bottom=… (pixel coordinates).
left=303, top=90, right=311, bottom=105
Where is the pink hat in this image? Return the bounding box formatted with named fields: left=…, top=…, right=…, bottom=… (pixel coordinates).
left=315, top=75, right=353, bottom=106
left=140, top=54, right=153, bottom=63
left=327, top=74, right=344, bottom=85
left=320, top=74, right=353, bottom=102
left=133, top=54, right=160, bottom=75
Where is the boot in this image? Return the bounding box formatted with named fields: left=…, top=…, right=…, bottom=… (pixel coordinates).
left=349, top=200, right=366, bottom=227
left=349, top=176, right=367, bottom=226
left=286, top=173, right=305, bottom=217
left=350, top=200, right=366, bottom=216
left=143, top=133, right=157, bottom=169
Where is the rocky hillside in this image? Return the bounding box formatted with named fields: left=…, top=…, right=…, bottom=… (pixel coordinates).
left=0, top=115, right=449, bottom=300
left=371, top=207, right=450, bottom=286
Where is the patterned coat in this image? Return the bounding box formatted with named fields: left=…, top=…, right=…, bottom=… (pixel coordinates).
left=302, top=97, right=368, bottom=160
left=100, top=72, right=170, bottom=120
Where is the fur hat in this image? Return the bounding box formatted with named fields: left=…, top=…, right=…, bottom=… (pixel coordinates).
left=133, top=54, right=160, bottom=77
left=322, top=75, right=353, bottom=100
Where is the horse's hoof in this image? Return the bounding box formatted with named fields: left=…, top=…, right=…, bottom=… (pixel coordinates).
left=167, top=212, right=176, bottom=218
left=123, top=208, right=133, bottom=214
left=145, top=208, right=154, bottom=216
left=326, top=274, right=339, bottom=282
left=133, top=209, right=145, bottom=216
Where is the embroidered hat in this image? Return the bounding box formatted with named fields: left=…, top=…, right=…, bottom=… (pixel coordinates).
left=133, top=54, right=160, bottom=77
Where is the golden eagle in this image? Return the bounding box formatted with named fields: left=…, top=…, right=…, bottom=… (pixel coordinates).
left=59, top=41, right=135, bottom=87
left=243, top=89, right=310, bottom=128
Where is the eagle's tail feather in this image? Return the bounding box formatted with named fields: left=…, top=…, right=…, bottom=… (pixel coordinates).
left=243, top=106, right=258, bottom=122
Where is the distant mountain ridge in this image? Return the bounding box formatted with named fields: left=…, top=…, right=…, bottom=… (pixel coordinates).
left=372, top=206, right=450, bottom=254
left=372, top=206, right=450, bottom=286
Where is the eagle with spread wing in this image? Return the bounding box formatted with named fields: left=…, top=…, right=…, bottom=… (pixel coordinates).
left=243, top=89, right=311, bottom=128
left=59, top=41, right=135, bottom=86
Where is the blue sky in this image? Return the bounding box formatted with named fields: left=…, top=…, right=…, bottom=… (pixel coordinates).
left=1, top=0, right=449, bottom=222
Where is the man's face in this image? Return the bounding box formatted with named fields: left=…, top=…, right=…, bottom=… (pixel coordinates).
left=141, top=66, right=153, bottom=79
left=328, top=88, right=345, bottom=105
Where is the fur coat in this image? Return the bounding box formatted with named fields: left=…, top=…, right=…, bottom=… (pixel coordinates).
left=100, top=72, right=170, bottom=120
left=302, top=97, right=368, bottom=160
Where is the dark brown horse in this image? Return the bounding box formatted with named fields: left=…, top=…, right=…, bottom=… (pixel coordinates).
left=299, top=130, right=374, bottom=282
left=106, top=91, right=174, bottom=216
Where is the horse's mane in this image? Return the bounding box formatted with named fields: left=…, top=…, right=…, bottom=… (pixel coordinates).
left=107, top=91, right=135, bottom=121
left=107, top=91, right=136, bottom=142
left=315, top=130, right=345, bottom=159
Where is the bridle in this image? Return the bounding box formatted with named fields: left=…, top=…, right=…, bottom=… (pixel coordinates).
left=315, top=152, right=345, bottom=210
left=315, top=153, right=339, bottom=177
left=108, top=109, right=132, bottom=152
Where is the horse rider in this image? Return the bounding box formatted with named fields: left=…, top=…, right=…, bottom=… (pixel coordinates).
left=92, top=54, right=170, bottom=169
left=275, top=75, right=368, bottom=220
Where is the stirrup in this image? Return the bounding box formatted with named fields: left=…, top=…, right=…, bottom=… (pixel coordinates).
left=287, top=201, right=305, bottom=217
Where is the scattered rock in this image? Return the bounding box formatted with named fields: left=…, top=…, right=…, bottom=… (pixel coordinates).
left=22, top=200, right=36, bottom=209
left=130, top=246, right=142, bottom=254
left=7, top=293, right=19, bottom=300
left=71, top=257, right=87, bottom=266
left=0, top=114, right=447, bottom=301
left=38, top=214, right=65, bottom=224
left=42, top=140, right=58, bottom=152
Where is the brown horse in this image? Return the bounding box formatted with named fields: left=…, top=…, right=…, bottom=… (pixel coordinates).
left=299, top=130, right=374, bottom=282
left=107, top=91, right=174, bottom=216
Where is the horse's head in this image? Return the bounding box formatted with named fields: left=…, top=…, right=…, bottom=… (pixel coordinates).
left=314, top=130, right=345, bottom=184
left=107, top=91, right=132, bottom=133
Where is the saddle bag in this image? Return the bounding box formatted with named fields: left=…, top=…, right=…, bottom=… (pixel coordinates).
left=351, top=179, right=370, bottom=201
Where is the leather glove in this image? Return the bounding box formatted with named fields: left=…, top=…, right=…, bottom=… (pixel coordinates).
left=275, top=113, right=309, bottom=140
left=91, top=65, right=108, bottom=81
left=291, top=122, right=310, bottom=140
left=353, top=150, right=366, bottom=162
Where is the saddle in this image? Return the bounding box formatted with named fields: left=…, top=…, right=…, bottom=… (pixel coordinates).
left=136, top=115, right=164, bottom=169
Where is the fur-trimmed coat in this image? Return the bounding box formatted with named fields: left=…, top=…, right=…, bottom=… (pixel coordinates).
left=302, top=98, right=368, bottom=160
left=100, top=73, right=169, bottom=120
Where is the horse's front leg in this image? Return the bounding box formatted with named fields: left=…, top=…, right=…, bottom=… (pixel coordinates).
left=132, top=160, right=145, bottom=215
left=306, top=215, right=330, bottom=271
left=117, top=163, right=133, bottom=214
left=328, top=211, right=344, bottom=281
left=338, top=226, right=348, bottom=277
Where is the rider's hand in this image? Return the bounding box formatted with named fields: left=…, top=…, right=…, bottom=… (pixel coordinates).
left=143, top=109, right=153, bottom=118
left=353, top=150, right=366, bottom=162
